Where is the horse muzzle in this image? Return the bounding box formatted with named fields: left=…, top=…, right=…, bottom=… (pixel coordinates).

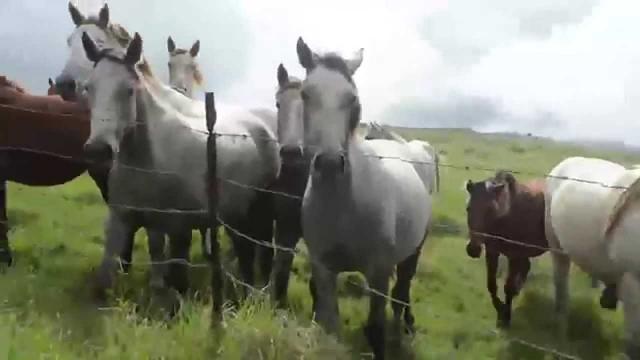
left=84, top=141, right=113, bottom=164
left=279, top=144, right=305, bottom=167
left=313, top=152, right=347, bottom=175
left=466, top=241, right=482, bottom=258
left=54, top=77, right=77, bottom=102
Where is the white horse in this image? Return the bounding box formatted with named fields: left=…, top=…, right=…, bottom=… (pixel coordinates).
left=166, top=36, right=202, bottom=98
left=545, top=156, right=640, bottom=358
left=296, top=37, right=432, bottom=360
left=363, top=121, right=440, bottom=195
left=79, top=32, right=280, bottom=309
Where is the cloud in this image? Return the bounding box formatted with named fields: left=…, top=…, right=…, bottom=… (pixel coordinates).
left=450, top=0, right=640, bottom=144
left=0, top=0, right=72, bottom=93
left=2, top=0, right=639, bottom=146
left=382, top=94, right=562, bottom=132
left=0, top=0, right=251, bottom=95
left=420, top=0, right=598, bottom=65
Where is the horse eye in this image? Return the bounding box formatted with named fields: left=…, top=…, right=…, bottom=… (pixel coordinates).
left=276, top=102, right=281, bottom=109
left=126, top=87, right=134, bottom=97
left=301, top=91, right=309, bottom=102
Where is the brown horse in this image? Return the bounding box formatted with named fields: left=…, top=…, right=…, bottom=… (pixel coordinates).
left=464, top=170, right=548, bottom=327
left=0, top=75, right=110, bottom=267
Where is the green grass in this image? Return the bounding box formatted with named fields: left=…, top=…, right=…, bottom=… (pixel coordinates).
left=1, top=128, right=637, bottom=359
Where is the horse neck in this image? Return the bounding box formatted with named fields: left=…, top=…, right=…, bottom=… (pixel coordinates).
left=116, top=80, right=185, bottom=168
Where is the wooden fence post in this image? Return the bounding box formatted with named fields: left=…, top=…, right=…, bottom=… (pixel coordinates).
left=205, top=92, right=223, bottom=320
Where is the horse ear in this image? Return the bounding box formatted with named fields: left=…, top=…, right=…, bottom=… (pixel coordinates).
left=97, top=3, right=109, bottom=29
left=296, top=37, right=316, bottom=70
left=81, top=32, right=101, bottom=63
left=68, top=2, right=85, bottom=27
left=167, top=36, right=175, bottom=53
left=466, top=180, right=474, bottom=193
left=48, top=78, right=54, bottom=87
left=124, top=32, right=143, bottom=65
left=190, top=40, right=200, bottom=57
left=345, top=48, right=364, bottom=75
left=277, top=63, right=288, bottom=87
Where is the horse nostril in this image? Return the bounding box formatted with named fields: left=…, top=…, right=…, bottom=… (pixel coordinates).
left=55, top=78, right=77, bottom=101
left=279, top=145, right=303, bottom=163
left=466, top=242, right=482, bottom=258
left=84, top=142, right=113, bottom=163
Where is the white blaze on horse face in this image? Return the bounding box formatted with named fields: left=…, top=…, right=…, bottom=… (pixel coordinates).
left=84, top=60, right=138, bottom=153
left=168, top=52, right=197, bottom=97
left=302, top=67, right=358, bottom=155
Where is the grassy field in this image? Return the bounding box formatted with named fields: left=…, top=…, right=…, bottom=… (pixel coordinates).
left=1, top=128, right=638, bottom=359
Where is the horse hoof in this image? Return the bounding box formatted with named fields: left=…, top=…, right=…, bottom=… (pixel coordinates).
left=0, top=249, right=13, bottom=269
left=496, top=316, right=511, bottom=329
left=600, top=290, right=618, bottom=310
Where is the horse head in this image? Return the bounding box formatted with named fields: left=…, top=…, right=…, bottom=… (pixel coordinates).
left=296, top=37, right=364, bottom=177
left=464, top=170, right=516, bottom=258
left=167, top=36, right=202, bottom=98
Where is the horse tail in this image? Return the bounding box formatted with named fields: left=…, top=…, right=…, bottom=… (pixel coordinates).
left=604, top=175, right=640, bottom=239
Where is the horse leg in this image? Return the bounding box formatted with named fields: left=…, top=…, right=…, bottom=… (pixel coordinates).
left=619, top=272, right=640, bottom=360
left=199, top=228, right=210, bottom=260
left=119, top=230, right=135, bottom=274
left=600, top=282, right=618, bottom=310
left=0, top=180, right=11, bottom=268
left=485, top=250, right=504, bottom=326
left=228, top=219, right=256, bottom=298
left=94, top=211, right=137, bottom=300
left=501, top=257, right=525, bottom=328
left=270, top=216, right=301, bottom=308
left=551, top=251, right=571, bottom=338
left=147, top=229, right=167, bottom=290
left=391, top=240, right=423, bottom=335
left=251, top=194, right=275, bottom=288
left=364, top=269, right=391, bottom=360
left=310, top=262, right=339, bottom=335
left=166, top=230, right=192, bottom=295
left=514, top=258, right=531, bottom=296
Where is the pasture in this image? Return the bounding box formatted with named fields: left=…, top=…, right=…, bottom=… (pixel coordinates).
left=0, top=127, right=636, bottom=359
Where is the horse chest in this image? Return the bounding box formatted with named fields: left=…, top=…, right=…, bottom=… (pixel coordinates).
left=108, top=167, right=205, bottom=224
left=302, top=187, right=392, bottom=272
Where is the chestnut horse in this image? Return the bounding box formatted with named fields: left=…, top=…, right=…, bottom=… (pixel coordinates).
left=464, top=170, right=547, bottom=327
left=0, top=75, right=110, bottom=267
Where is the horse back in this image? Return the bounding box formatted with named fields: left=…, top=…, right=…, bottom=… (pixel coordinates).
left=492, top=180, right=547, bottom=257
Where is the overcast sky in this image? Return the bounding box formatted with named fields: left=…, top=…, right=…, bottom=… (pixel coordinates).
left=2, top=0, right=639, bottom=145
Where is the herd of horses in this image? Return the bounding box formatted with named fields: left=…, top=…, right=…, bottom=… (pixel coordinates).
left=2, top=2, right=640, bottom=359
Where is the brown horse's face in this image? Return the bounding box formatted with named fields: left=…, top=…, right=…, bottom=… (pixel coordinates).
left=465, top=179, right=510, bottom=258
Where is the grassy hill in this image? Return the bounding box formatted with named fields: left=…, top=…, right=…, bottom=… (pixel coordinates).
left=1, top=128, right=638, bottom=359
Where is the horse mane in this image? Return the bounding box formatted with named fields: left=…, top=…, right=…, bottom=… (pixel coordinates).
left=604, top=174, right=640, bottom=239
left=276, top=76, right=302, bottom=94
left=80, top=17, right=132, bottom=48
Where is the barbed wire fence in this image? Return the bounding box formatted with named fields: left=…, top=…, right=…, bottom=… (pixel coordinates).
left=4, top=103, right=638, bottom=359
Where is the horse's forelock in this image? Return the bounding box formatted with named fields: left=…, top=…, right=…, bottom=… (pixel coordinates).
left=315, top=53, right=355, bottom=85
